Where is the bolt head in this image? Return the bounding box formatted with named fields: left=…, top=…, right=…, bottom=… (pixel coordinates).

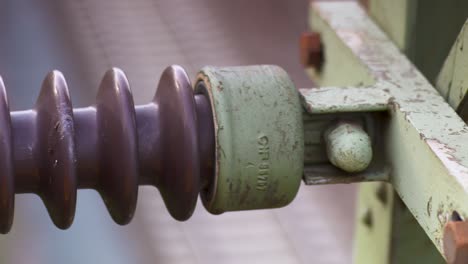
left=299, top=32, right=323, bottom=69
left=444, top=221, right=468, bottom=264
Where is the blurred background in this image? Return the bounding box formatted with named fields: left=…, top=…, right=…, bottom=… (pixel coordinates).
left=0, top=0, right=355, bottom=263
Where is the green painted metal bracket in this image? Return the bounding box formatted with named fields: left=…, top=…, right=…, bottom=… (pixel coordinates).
left=355, top=1, right=468, bottom=263
left=436, top=20, right=468, bottom=122
left=302, top=1, right=468, bottom=260
left=367, top=0, right=468, bottom=83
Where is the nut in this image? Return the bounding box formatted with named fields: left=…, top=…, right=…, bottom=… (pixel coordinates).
left=444, top=221, right=468, bottom=264
left=299, top=32, right=323, bottom=69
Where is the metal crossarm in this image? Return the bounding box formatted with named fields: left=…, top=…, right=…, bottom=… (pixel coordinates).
left=302, top=1, right=468, bottom=257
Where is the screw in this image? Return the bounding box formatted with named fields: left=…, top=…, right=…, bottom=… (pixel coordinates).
left=299, top=32, right=323, bottom=69
left=444, top=220, right=468, bottom=264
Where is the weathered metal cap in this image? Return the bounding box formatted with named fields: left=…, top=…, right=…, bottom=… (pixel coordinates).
left=195, top=65, right=304, bottom=214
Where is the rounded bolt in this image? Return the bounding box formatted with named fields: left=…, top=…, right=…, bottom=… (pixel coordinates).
left=300, top=32, right=323, bottom=69
left=444, top=220, right=468, bottom=264
left=324, top=122, right=373, bottom=173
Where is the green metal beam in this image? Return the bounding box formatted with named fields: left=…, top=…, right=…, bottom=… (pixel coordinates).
left=368, top=0, right=468, bottom=83
left=303, top=2, right=468, bottom=261
left=436, top=20, right=468, bottom=120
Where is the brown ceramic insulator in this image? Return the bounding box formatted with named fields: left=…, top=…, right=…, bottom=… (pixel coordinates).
left=0, top=65, right=215, bottom=233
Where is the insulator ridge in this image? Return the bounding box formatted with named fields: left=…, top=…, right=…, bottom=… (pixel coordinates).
left=0, top=65, right=215, bottom=233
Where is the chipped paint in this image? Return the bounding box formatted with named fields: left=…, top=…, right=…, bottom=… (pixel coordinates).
left=426, top=139, right=468, bottom=187
left=299, top=86, right=390, bottom=113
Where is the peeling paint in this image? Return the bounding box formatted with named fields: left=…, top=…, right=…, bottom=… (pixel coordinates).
left=427, top=139, right=468, bottom=187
